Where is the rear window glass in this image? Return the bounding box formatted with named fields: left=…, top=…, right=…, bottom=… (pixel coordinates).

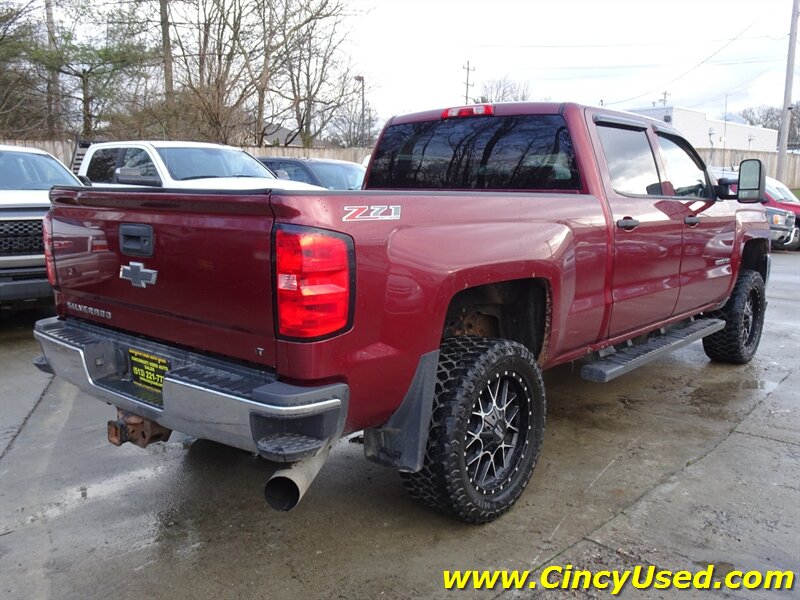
left=368, top=114, right=581, bottom=191
left=86, top=149, right=120, bottom=183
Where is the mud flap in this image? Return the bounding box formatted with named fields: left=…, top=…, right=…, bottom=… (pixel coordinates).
left=363, top=350, right=439, bottom=472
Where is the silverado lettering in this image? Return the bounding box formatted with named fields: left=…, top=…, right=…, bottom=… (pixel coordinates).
left=35, top=102, right=770, bottom=523
left=66, top=301, right=112, bottom=319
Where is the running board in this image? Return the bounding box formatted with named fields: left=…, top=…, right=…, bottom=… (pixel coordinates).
left=581, top=318, right=726, bottom=383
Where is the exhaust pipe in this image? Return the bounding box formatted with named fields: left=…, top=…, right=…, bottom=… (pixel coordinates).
left=264, top=447, right=330, bottom=511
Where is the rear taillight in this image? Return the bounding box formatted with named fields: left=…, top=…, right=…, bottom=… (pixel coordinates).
left=275, top=227, right=353, bottom=339
left=43, top=212, right=57, bottom=287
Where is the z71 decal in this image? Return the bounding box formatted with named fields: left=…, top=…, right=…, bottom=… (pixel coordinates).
left=342, top=205, right=401, bottom=222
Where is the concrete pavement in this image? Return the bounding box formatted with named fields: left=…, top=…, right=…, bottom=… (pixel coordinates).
left=1, top=253, right=798, bottom=599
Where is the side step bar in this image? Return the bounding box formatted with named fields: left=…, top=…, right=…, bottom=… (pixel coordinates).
left=581, top=318, right=725, bottom=383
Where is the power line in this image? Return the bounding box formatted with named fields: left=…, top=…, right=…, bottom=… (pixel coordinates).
left=471, top=34, right=787, bottom=49
left=605, top=21, right=758, bottom=106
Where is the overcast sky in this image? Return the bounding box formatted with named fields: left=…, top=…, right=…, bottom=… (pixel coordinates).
left=344, top=0, right=796, bottom=122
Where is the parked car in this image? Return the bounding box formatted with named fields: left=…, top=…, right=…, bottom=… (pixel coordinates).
left=764, top=206, right=796, bottom=249
left=764, top=178, right=800, bottom=250
left=0, top=144, right=83, bottom=309
left=78, top=141, right=322, bottom=190
left=258, top=157, right=366, bottom=190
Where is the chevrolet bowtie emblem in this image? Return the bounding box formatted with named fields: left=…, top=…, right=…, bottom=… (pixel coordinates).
left=120, top=262, right=158, bottom=288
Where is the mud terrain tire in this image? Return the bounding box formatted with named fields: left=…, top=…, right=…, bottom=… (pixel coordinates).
left=703, top=270, right=766, bottom=364
left=402, top=337, right=545, bottom=523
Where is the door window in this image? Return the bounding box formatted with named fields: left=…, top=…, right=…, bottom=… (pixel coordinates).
left=597, top=126, right=662, bottom=196
left=657, top=135, right=711, bottom=198
left=122, top=148, right=158, bottom=177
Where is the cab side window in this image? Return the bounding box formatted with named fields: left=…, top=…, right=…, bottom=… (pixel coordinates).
left=86, top=149, right=120, bottom=183
left=122, top=148, right=158, bottom=177
left=597, top=125, right=662, bottom=196
left=657, top=134, right=711, bottom=198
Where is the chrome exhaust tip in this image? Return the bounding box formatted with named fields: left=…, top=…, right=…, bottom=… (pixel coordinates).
left=264, top=447, right=330, bottom=511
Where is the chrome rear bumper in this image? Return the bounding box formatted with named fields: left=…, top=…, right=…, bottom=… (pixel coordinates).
left=34, top=317, right=347, bottom=458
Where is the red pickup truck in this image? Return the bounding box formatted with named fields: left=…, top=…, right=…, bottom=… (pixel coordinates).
left=34, top=103, right=770, bottom=523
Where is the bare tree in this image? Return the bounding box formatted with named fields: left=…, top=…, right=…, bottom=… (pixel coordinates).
left=168, top=0, right=256, bottom=143
left=476, top=76, right=530, bottom=103
left=326, top=94, right=379, bottom=148
left=739, top=105, right=782, bottom=130
left=232, top=0, right=343, bottom=146
left=278, top=4, right=356, bottom=148
left=739, top=102, right=800, bottom=148
left=1, top=0, right=364, bottom=146
left=739, top=103, right=799, bottom=146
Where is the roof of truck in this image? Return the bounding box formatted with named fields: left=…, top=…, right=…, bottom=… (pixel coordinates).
left=386, top=101, right=678, bottom=135
left=85, top=140, right=236, bottom=150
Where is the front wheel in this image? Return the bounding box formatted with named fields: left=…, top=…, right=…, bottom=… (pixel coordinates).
left=703, top=270, right=766, bottom=364
left=401, top=337, right=546, bottom=523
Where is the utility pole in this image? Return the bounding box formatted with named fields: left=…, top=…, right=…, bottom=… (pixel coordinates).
left=355, top=75, right=365, bottom=147
left=463, top=61, right=475, bottom=104
left=777, top=0, right=798, bottom=182
left=660, top=91, right=670, bottom=106
left=45, top=0, right=62, bottom=138
left=159, top=0, right=175, bottom=117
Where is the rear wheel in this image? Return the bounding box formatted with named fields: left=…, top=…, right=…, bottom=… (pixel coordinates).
left=703, top=270, right=766, bottom=364
left=402, top=337, right=545, bottom=523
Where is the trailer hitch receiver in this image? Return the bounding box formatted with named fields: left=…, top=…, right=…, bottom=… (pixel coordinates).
left=108, top=409, right=172, bottom=448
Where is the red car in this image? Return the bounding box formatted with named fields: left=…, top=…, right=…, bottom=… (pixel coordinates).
left=764, top=177, right=800, bottom=250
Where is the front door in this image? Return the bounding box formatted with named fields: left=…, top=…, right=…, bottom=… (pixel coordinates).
left=655, top=133, right=735, bottom=314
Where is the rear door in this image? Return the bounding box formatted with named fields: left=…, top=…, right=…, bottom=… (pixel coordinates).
left=49, top=187, right=278, bottom=366
left=592, top=116, right=683, bottom=338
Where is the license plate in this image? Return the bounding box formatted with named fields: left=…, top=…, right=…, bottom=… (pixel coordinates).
left=129, top=349, right=170, bottom=393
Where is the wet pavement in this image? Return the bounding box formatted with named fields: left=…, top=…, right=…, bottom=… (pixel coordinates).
left=1, top=253, right=798, bottom=599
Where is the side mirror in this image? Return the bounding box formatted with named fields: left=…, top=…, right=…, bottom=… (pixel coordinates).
left=114, top=167, right=162, bottom=187
left=274, top=169, right=291, bottom=180
left=736, top=159, right=765, bottom=203
left=77, top=175, right=92, bottom=186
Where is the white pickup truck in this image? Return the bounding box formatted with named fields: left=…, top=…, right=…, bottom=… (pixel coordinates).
left=77, top=141, right=320, bottom=191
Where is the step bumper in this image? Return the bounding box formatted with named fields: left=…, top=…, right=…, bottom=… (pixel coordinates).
left=33, top=317, right=348, bottom=458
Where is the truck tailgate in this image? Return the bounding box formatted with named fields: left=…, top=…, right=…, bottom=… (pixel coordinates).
left=49, top=187, right=278, bottom=366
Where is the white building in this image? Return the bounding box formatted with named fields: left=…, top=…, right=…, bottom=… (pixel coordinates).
left=629, top=106, right=777, bottom=152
